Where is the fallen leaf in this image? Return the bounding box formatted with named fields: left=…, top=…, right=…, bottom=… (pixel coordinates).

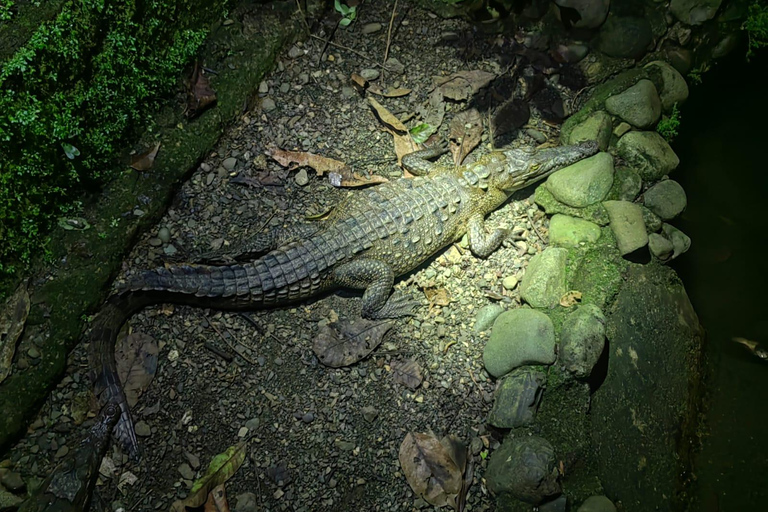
left=410, top=123, right=436, bottom=145
left=399, top=432, right=463, bottom=508
left=350, top=73, right=369, bottom=94
left=313, top=318, right=394, bottom=367
left=117, top=471, right=138, bottom=495
left=130, top=142, right=161, bottom=171
left=203, top=484, right=229, bottom=512
left=387, top=127, right=420, bottom=169
left=492, top=99, right=530, bottom=137
left=391, top=358, right=423, bottom=390
left=171, top=443, right=247, bottom=512
left=115, top=332, right=159, bottom=408
left=267, top=147, right=346, bottom=175
left=559, top=290, right=582, bottom=307
left=449, top=109, right=483, bottom=165
left=369, top=85, right=412, bottom=97
left=368, top=97, right=408, bottom=133
left=433, top=70, right=496, bottom=101
left=420, top=88, right=446, bottom=129
left=0, top=280, right=30, bottom=385
left=186, top=62, right=217, bottom=119
left=423, top=287, right=451, bottom=307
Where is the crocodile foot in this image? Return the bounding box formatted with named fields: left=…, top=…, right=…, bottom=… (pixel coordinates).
left=366, top=291, right=421, bottom=319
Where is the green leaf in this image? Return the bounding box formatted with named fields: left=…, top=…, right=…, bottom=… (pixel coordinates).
left=170, top=443, right=247, bottom=511
left=339, top=17, right=352, bottom=27
left=61, top=142, right=80, bottom=159
left=409, top=123, right=436, bottom=144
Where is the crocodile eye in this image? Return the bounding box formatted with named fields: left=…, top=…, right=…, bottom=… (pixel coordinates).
left=530, top=163, right=541, bottom=171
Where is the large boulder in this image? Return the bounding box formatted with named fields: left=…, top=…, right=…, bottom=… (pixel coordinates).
left=643, top=179, right=687, bottom=220
left=615, top=131, right=680, bottom=182
left=603, top=200, right=648, bottom=255
left=554, top=0, right=610, bottom=29
left=486, top=435, right=561, bottom=504
left=546, top=153, right=615, bottom=208
left=594, top=15, right=653, bottom=59
left=670, top=0, right=723, bottom=25
left=644, top=60, right=689, bottom=112
left=483, top=309, right=557, bottom=378
left=591, top=264, right=702, bottom=510
left=605, top=79, right=661, bottom=129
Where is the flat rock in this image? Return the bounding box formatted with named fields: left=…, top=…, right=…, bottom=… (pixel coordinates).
left=605, top=80, right=661, bottom=129
left=488, top=367, right=546, bottom=428
left=603, top=201, right=648, bottom=255
left=520, top=248, right=568, bottom=308
left=643, top=179, right=687, bottom=220
left=616, top=131, right=680, bottom=182
left=645, top=60, right=689, bottom=112
left=361, top=22, right=382, bottom=34
left=549, top=214, right=602, bottom=248
left=560, top=304, right=607, bottom=378
left=566, top=110, right=612, bottom=151
left=546, top=152, right=614, bottom=207
left=222, top=157, right=238, bottom=171
left=483, top=309, right=556, bottom=378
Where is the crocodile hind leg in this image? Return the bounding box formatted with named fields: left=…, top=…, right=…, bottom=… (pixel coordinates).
left=401, top=142, right=449, bottom=176
left=467, top=213, right=509, bottom=258
left=333, top=259, right=420, bottom=319
left=197, top=223, right=321, bottom=263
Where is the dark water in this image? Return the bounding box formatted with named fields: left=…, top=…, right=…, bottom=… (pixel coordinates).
left=672, top=50, right=768, bottom=511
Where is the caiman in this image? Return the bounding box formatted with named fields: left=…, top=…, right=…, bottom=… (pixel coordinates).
left=89, top=140, right=599, bottom=458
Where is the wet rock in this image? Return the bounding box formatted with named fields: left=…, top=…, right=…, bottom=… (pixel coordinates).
left=486, top=435, right=561, bottom=504
left=566, top=111, right=612, bottom=151
left=606, top=166, right=642, bottom=202
left=662, top=223, right=691, bottom=259
left=604, top=201, right=648, bottom=255
left=645, top=61, right=689, bottom=112
left=360, top=68, right=380, bottom=81
left=616, top=131, right=679, bottom=182
left=474, top=304, right=505, bottom=333
left=546, top=152, right=614, bottom=208
left=594, top=15, right=653, bottom=59
left=643, top=179, right=687, bottom=220
left=520, top=248, right=568, bottom=308
left=362, top=22, right=382, bottom=34
left=648, top=232, right=674, bottom=261
left=483, top=309, right=556, bottom=378
left=488, top=367, right=546, bottom=428
left=235, top=492, right=259, bottom=512
left=670, top=0, right=723, bottom=25
left=605, top=80, right=661, bottom=129
left=577, top=495, right=617, bottom=512
left=262, top=97, right=277, bottom=112
left=642, top=207, right=663, bottom=233
left=560, top=304, right=606, bottom=378
left=549, top=214, right=601, bottom=248
left=554, top=0, right=609, bottom=29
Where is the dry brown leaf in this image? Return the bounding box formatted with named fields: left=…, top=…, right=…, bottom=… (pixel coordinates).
left=203, top=484, right=229, bottom=512
left=386, top=126, right=420, bottom=169
left=399, top=432, right=463, bottom=508
left=171, top=443, right=246, bottom=512
left=267, top=147, right=346, bottom=175
left=313, top=318, right=394, bottom=368
left=424, top=287, right=451, bottom=307
left=351, top=73, right=368, bottom=94
left=115, top=332, right=158, bottom=408
left=433, top=70, right=495, bottom=101
left=0, top=280, right=30, bottom=385
left=369, top=85, right=412, bottom=97
left=449, top=109, right=483, bottom=165
left=130, top=142, right=161, bottom=171
left=559, top=290, right=583, bottom=308
left=187, top=62, right=217, bottom=119
left=391, top=358, right=423, bottom=390
left=368, top=97, right=408, bottom=133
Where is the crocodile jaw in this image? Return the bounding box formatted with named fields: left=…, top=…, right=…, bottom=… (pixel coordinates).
left=499, top=141, right=599, bottom=192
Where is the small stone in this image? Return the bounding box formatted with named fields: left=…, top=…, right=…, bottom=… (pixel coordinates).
left=334, top=439, right=355, bottom=451
left=474, top=304, right=505, bottom=333
left=133, top=209, right=145, bottom=217
left=245, top=417, right=260, bottom=431
left=359, top=68, right=380, bottom=81
left=163, top=244, right=178, bottom=256
left=173, top=464, right=193, bottom=483
left=279, top=82, right=290, bottom=94
left=644, top=60, right=689, bottom=112
left=341, top=86, right=357, bottom=99
left=206, top=172, right=215, bottom=185
left=488, top=368, right=546, bottom=428
left=27, top=346, right=40, bottom=359
left=648, top=233, right=674, bottom=261
left=483, top=309, right=556, bottom=378
left=258, top=81, right=269, bottom=94
left=486, top=436, right=561, bottom=503
left=567, top=111, right=612, bottom=151
left=525, top=128, right=547, bottom=144
left=554, top=0, right=609, bottom=29
left=298, top=72, right=310, bottom=85
left=605, top=79, right=662, bottom=129
left=519, top=248, right=569, bottom=308
left=362, top=406, right=378, bottom=423
left=184, top=452, right=201, bottom=470
left=385, top=57, right=405, bottom=74
left=302, top=413, right=314, bottom=423
left=502, top=276, right=519, bottom=291
left=0, top=471, right=25, bottom=491
left=158, top=227, right=171, bottom=243
left=613, top=122, right=631, bottom=138
left=362, top=22, right=382, bottom=34
left=222, top=157, right=238, bottom=171
left=238, top=426, right=249, bottom=437
left=235, top=492, right=259, bottom=512
left=643, top=179, right=687, bottom=220
left=662, top=223, right=691, bottom=259
left=262, top=97, right=277, bottom=112
left=670, top=0, right=722, bottom=25
left=616, top=131, right=680, bottom=182
left=55, top=445, right=69, bottom=458
left=287, top=45, right=304, bottom=59
left=295, top=168, right=309, bottom=186
left=548, top=214, right=601, bottom=248
left=560, top=304, right=607, bottom=378
left=595, top=14, right=653, bottom=59
left=148, top=237, right=162, bottom=247
left=546, top=153, right=614, bottom=207
left=134, top=421, right=151, bottom=437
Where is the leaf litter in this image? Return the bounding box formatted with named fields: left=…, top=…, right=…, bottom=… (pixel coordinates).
left=115, top=331, right=159, bottom=408
left=399, top=432, right=468, bottom=509
left=170, top=443, right=247, bottom=512
left=313, top=318, right=394, bottom=367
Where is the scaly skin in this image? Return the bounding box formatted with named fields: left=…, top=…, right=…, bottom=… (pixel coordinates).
left=90, top=141, right=599, bottom=458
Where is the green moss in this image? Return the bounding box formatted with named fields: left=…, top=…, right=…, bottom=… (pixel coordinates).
left=569, top=228, right=627, bottom=310
left=657, top=102, right=681, bottom=142
left=743, top=2, right=768, bottom=59
left=0, top=0, right=231, bottom=275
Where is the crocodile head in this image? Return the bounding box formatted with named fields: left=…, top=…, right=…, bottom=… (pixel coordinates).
left=497, top=140, right=599, bottom=192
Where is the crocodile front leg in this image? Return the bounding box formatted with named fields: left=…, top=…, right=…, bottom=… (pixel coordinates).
left=468, top=213, right=509, bottom=258
left=401, top=143, right=449, bottom=176
left=333, top=258, right=419, bottom=319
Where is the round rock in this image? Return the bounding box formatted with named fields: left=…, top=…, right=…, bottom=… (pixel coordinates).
left=605, top=80, right=661, bottom=129
left=643, top=179, right=687, bottom=220
left=483, top=309, right=556, bottom=378
left=595, top=15, right=653, bottom=59
left=554, top=0, right=609, bottom=29
left=548, top=214, right=601, bottom=248
left=577, top=495, right=617, bottom=512
left=670, top=0, right=722, bottom=25
left=616, top=131, right=680, bottom=182
left=158, top=226, right=171, bottom=243
left=487, top=367, right=546, bottom=428
left=222, top=157, right=238, bottom=171
left=662, top=223, right=691, bottom=259
left=486, top=435, right=561, bottom=504
left=560, top=304, right=607, bottom=378
left=608, top=166, right=642, bottom=202
left=566, top=110, right=612, bottom=151
left=546, top=152, right=614, bottom=207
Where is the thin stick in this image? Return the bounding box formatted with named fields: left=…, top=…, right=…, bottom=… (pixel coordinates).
left=383, top=0, right=399, bottom=65
left=204, top=341, right=234, bottom=362
left=309, top=34, right=390, bottom=70
left=294, top=0, right=310, bottom=32
left=208, top=316, right=257, bottom=365
left=527, top=210, right=545, bottom=244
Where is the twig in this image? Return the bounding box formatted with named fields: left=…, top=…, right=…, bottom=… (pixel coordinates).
left=318, top=22, right=339, bottom=64
left=294, top=0, right=310, bottom=32
left=383, top=0, right=399, bottom=64
left=309, top=34, right=390, bottom=70
left=207, top=316, right=257, bottom=365
left=204, top=341, right=234, bottom=362
left=527, top=209, right=545, bottom=244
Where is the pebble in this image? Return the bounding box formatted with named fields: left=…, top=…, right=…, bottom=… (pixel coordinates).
left=361, top=22, right=382, bottom=34
left=184, top=451, right=201, bottom=470
left=258, top=81, right=269, bottom=94
left=298, top=72, right=310, bottom=85
left=341, top=86, right=357, bottom=99
left=238, top=426, right=249, bottom=437
left=334, top=439, right=355, bottom=451
left=236, top=493, right=259, bottom=512
left=148, top=237, right=163, bottom=247
left=27, top=346, right=40, bottom=359
left=295, top=168, right=309, bottom=186
left=0, top=470, right=24, bottom=491
left=362, top=406, right=378, bottom=423
left=178, top=463, right=195, bottom=480
left=158, top=226, right=171, bottom=242
left=385, top=57, right=405, bottom=74
left=206, top=172, right=215, bottom=185
left=262, top=97, right=277, bottom=112
left=55, top=445, right=69, bottom=458
left=359, top=68, right=380, bottom=81
left=222, top=157, right=238, bottom=171
left=279, top=82, right=290, bottom=94
left=245, top=417, right=261, bottom=431
left=502, top=276, right=519, bottom=290
left=525, top=128, right=547, bottom=143
left=133, top=209, right=145, bottom=217
left=287, top=45, right=304, bottom=59
left=163, top=245, right=178, bottom=256
left=302, top=413, right=314, bottom=423
left=134, top=421, right=151, bottom=437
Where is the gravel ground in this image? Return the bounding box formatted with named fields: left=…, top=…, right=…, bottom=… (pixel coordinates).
left=7, top=2, right=587, bottom=511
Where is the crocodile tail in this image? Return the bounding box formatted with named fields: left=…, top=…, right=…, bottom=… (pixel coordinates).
left=122, top=263, right=255, bottom=298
